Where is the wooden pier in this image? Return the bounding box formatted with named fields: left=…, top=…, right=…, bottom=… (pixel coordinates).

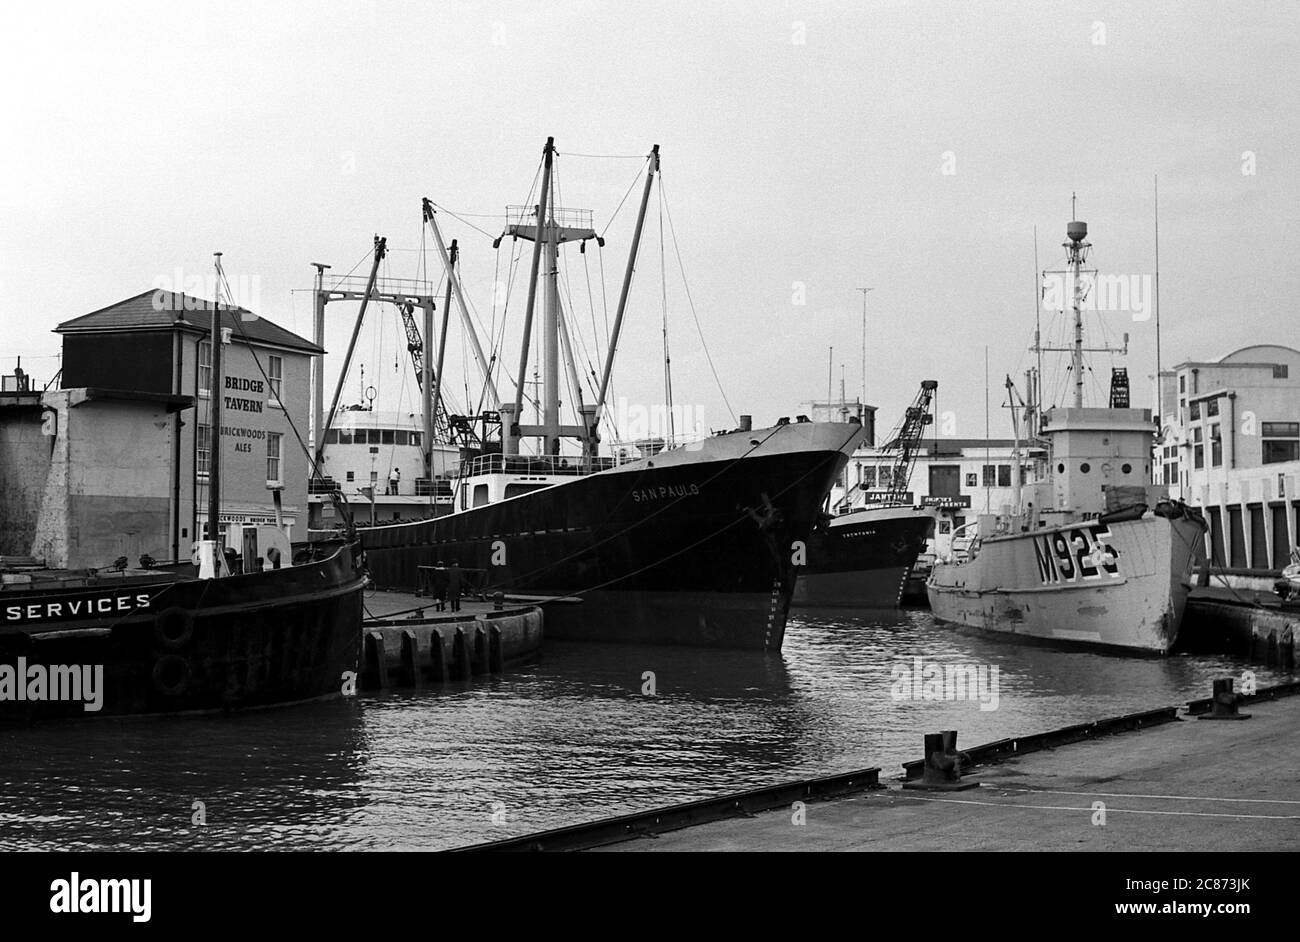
left=358, top=591, right=544, bottom=689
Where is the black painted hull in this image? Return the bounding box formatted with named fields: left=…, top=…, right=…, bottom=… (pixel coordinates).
left=359, top=438, right=855, bottom=650
left=0, top=541, right=365, bottom=721
left=792, top=509, right=932, bottom=608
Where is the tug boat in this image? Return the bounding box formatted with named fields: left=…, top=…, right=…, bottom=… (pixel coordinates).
left=1, top=256, right=365, bottom=721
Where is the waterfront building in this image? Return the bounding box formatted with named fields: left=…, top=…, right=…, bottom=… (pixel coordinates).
left=1156, top=344, right=1300, bottom=570
left=50, top=289, right=321, bottom=558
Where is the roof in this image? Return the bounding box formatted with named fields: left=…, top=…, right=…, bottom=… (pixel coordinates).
left=1171, top=344, right=1300, bottom=371
left=55, top=290, right=323, bottom=355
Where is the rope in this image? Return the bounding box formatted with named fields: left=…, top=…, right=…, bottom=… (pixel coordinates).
left=661, top=176, right=738, bottom=425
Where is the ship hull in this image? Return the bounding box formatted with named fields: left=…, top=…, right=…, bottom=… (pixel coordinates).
left=358, top=423, right=861, bottom=650
left=0, top=541, right=365, bottom=721
left=792, top=507, right=933, bottom=608
left=926, top=513, right=1206, bottom=654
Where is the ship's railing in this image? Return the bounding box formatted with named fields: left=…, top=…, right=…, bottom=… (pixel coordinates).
left=457, top=452, right=641, bottom=478
left=321, top=274, right=440, bottom=300
left=504, top=205, right=594, bottom=232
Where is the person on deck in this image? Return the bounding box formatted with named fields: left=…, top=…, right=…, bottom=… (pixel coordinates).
left=433, top=560, right=448, bottom=612
left=388, top=467, right=401, bottom=495
left=447, top=561, right=462, bottom=613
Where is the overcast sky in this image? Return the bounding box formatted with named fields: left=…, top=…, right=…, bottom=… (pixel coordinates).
left=3, top=1, right=1295, bottom=447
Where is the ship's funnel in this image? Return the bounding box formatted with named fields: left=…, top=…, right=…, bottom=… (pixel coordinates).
left=1067, top=220, right=1088, bottom=243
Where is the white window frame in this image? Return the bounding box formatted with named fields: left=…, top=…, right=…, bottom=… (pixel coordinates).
left=266, top=432, right=283, bottom=486
left=197, top=423, right=211, bottom=478
left=198, top=340, right=212, bottom=398
left=267, top=354, right=283, bottom=407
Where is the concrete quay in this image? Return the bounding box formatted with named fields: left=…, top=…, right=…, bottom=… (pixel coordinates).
left=597, top=695, right=1300, bottom=852
left=461, top=683, right=1300, bottom=852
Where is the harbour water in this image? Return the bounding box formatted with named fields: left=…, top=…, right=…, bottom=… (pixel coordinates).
left=0, top=608, right=1290, bottom=851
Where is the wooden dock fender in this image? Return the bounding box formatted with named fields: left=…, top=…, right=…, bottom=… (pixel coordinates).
left=489, top=624, right=504, bottom=674
left=399, top=629, right=423, bottom=687
left=452, top=627, right=471, bottom=680
left=474, top=625, right=489, bottom=675
left=363, top=630, right=388, bottom=690
left=430, top=632, right=449, bottom=684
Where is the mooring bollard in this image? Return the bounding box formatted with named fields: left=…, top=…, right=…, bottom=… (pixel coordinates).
left=902, top=730, right=979, bottom=791
left=1199, top=677, right=1251, bottom=721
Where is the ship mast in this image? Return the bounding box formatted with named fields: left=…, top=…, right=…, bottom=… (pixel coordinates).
left=1065, top=195, right=1090, bottom=409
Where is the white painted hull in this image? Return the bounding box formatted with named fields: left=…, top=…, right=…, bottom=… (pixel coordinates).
left=926, top=513, right=1206, bottom=653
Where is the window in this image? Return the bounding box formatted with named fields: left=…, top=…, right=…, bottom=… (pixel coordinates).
left=1210, top=424, right=1222, bottom=467
left=411, top=431, right=422, bottom=448
left=381, top=429, right=396, bottom=445
left=266, top=432, right=283, bottom=485
left=982, top=465, right=995, bottom=487
left=325, top=430, right=339, bottom=444
left=197, top=423, right=210, bottom=476
left=370, top=470, right=378, bottom=484
left=1263, top=421, right=1300, bottom=464
left=396, top=430, right=409, bottom=446
left=198, top=341, right=211, bottom=397
left=267, top=355, right=283, bottom=402
left=1190, top=400, right=1200, bottom=421
left=997, top=465, right=1011, bottom=487
left=862, top=467, right=877, bottom=489
left=1274, top=364, right=1289, bottom=379
left=1206, top=398, right=1219, bottom=417
left=1178, top=374, right=1186, bottom=393
left=965, top=473, right=977, bottom=487
left=1193, top=426, right=1204, bottom=469
left=346, top=471, right=354, bottom=482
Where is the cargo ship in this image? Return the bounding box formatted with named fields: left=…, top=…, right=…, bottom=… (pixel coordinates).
left=926, top=214, right=1206, bottom=653
left=319, top=139, right=863, bottom=650
left=794, top=381, right=937, bottom=608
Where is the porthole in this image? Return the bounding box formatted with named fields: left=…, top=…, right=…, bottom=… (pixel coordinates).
left=1080, top=463, right=1091, bottom=473
left=1121, top=463, right=1132, bottom=474
left=1057, top=463, right=1065, bottom=474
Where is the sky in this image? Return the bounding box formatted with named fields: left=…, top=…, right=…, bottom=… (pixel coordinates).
left=2, top=0, right=1296, bottom=448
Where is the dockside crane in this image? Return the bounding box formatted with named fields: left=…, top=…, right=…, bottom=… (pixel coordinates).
left=866, top=379, right=938, bottom=508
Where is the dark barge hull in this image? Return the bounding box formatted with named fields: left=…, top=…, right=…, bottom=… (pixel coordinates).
left=358, top=425, right=860, bottom=650
left=0, top=541, right=365, bottom=721
left=792, top=509, right=933, bottom=608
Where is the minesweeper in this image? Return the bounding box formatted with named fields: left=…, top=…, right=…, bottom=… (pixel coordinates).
left=927, top=215, right=1206, bottom=653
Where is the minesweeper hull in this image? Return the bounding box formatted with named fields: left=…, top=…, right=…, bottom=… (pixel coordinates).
left=0, top=541, right=365, bottom=721
left=793, top=507, right=933, bottom=608
left=360, top=423, right=861, bottom=650
left=926, top=513, right=1206, bottom=653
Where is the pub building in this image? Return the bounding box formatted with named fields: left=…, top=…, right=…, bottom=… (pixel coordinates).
left=53, top=289, right=320, bottom=560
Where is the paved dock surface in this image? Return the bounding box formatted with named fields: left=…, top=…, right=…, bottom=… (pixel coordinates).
left=598, top=698, right=1300, bottom=851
